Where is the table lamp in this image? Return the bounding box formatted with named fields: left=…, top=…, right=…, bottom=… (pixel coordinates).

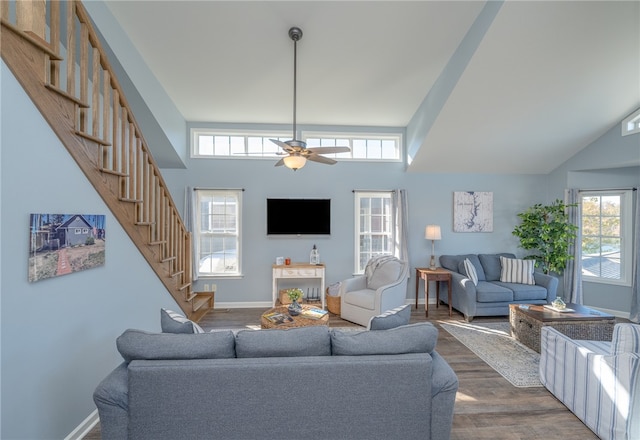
left=425, top=225, right=441, bottom=270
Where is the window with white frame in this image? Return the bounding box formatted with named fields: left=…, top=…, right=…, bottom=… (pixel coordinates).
left=580, top=190, right=633, bottom=286
left=195, top=189, right=242, bottom=276
left=622, top=109, right=640, bottom=136
left=191, top=128, right=402, bottom=161
left=354, top=191, right=393, bottom=273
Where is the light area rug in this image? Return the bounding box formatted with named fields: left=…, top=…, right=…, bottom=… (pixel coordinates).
left=440, top=321, right=542, bottom=388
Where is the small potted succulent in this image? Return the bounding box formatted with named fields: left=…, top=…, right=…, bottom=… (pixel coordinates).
left=287, top=288, right=304, bottom=315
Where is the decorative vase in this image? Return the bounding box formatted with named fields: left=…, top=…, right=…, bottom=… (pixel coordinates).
left=551, top=297, right=566, bottom=310
left=288, top=300, right=302, bottom=316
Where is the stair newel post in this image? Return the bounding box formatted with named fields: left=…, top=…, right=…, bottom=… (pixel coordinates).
left=16, top=0, right=46, bottom=39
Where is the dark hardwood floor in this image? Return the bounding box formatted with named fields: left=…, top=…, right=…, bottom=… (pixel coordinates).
left=84, top=305, right=598, bottom=439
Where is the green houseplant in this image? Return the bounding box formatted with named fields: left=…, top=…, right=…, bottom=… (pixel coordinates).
left=512, top=199, right=578, bottom=275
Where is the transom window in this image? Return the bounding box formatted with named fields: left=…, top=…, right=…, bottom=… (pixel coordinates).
left=195, top=189, right=242, bottom=277
left=191, top=128, right=401, bottom=161
left=622, top=109, right=640, bottom=136
left=354, top=191, right=393, bottom=273
left=580, top=190, right=633, bottom=286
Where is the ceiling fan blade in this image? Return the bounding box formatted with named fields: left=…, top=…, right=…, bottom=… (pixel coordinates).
left=270, top=139, right=295, bottom=153
left=305, top=146, right=351, bottom=155
left=307, top=154, right=337, bottom=165
left=274, top=158, right=286, bottom=167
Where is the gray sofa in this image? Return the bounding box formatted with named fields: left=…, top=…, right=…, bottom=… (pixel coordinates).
left=94, top=323, right=459, bottom=440
left=439, top=253, right=558, bottom=321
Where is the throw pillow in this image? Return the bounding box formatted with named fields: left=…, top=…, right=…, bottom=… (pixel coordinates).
left=160, top=308, right=205, bottom=334
left=331, top=323, right=438, bottom=356
left=463, top=258, right=478, bottom=286
left=116, top=329, right=236, bottom=362
left=368, top=304, right=411, bottom=330
left=499, top=256, right=535, bottom=285
left=611, top=323, right=640, bottom=355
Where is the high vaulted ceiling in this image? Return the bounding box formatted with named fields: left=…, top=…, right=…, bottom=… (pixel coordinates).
left=104, top=1, right=639, bottom=174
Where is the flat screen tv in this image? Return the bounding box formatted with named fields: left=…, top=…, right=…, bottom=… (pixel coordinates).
left=267, top=198, right=331, bottom=235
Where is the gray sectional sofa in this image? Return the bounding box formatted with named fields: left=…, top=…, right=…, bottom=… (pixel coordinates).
left=439, top=253, right=558, bottom=321
left=94, top=323, right=459, bottom=440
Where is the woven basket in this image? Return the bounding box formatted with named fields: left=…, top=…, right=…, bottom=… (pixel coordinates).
left=326, top=293, right=341, bottom=315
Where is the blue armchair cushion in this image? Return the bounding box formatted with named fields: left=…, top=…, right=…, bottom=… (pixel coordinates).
left=331, top=323, right=438, bottom=355
left=368, top=304, right=411, bottom=330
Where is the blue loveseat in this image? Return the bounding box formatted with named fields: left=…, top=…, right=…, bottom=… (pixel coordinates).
left=439, top=253, right=558, bottom=321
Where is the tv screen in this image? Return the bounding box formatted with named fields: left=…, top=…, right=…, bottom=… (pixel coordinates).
left=267, top=198, right=331, bottom=235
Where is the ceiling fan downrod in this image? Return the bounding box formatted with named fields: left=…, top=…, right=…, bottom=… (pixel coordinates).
left=289, top=27, right=302, bottom=143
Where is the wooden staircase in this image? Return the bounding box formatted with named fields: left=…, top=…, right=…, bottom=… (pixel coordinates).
left=1, top=0, right=212, bottom=321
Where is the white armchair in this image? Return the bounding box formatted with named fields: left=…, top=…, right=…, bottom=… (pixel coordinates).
left=539, top=323, right=640, bottom=440
left=339, top=255, right=409, bottom=327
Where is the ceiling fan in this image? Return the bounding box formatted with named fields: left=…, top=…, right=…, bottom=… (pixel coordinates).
left=271, top=27, right=350, bottom=171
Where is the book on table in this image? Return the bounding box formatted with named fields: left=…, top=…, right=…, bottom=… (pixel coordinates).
left=300, top=308, right=328, bottom=320
left=263, top=312, right=294, bottom=324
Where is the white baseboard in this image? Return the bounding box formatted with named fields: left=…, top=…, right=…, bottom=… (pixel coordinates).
left=587, top=305, right=631, bottom=320
left=215, top=301, right=272, bottom=309
left=65, top=409, right=98, bottom=440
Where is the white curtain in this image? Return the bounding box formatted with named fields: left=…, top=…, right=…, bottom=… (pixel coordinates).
left=563, top=189, right=583, bottom=304
left=630, top=190, right=640, bottom=323
left=392, top=189, right=409, bottom=263
left=184, top=187, right=199, bottom=282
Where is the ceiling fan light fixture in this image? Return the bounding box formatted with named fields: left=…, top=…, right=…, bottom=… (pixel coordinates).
left=283, top=154, right=306, bottom=171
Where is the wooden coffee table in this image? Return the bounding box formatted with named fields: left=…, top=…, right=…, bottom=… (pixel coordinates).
left=509, top=303, right=615, bottom=353
left=261, top=305, right=329, bottom=329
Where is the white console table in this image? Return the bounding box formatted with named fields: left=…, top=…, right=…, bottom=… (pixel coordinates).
left=272, top=263, right=325, bottom=309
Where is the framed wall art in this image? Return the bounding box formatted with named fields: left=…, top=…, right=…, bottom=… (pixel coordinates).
left=29, top=213, right=106, bottom=282
left=453, top=192, right=493, bottom=232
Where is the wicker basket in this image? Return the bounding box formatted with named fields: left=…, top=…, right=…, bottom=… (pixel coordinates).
left=326, top=293, right=341, bottom=315
left=279, top=289, right=293, bottom=304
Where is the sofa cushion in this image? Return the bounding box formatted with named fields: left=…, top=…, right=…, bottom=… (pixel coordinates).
left=462, top=258, right=478, bottom=286
left=160, top=308, right=205, bottom=334
left=500, top=256, right=535, bottom=285
left=479, top=253, right=516, bottom=281
left=611, top=323, right=640, bottom=355
left=475, top=281, right=514, bottom=303
left=441, top=254, right=485, bottom=281
left=116, top=329, right=235, bottom=362
left=235, top=326, right=331, bottom=358
left=493, top=281, right=548, bottom=300
left=343, top=289, right=376, bottom=310
left=331, top=323, right=438, bottom=356
left=367, top=258, right=402, bottom=290
left=368, top=304, right=411, bottom=330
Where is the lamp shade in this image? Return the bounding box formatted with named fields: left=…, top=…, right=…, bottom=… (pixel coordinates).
left=283, top=154, right=306, bottom=170
left=425, top=225, right=441, bottom=240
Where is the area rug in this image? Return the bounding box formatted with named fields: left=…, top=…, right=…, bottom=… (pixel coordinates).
left=440, top=321, right=542, bottom=388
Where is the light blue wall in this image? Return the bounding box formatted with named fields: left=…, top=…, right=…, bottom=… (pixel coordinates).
left=547, top=118, right=640, bottom=315
left=0, top=63, right=176, bottom=438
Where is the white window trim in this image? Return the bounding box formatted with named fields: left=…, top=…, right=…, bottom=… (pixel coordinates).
left=190, top=128, right=290, bottom=159
left=581, top=189, right=633, bottom=287
left=353, top=191, right=394, bottom=274
left=195, top=189, right=242, bottom=277
left=622, top=109, right=640, bottom=136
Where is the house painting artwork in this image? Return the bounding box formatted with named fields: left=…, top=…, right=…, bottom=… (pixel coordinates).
left=29, top=214, right=106, bottom=282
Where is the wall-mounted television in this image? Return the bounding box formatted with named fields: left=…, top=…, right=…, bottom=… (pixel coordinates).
left=267, top=198, right=331, bottom=235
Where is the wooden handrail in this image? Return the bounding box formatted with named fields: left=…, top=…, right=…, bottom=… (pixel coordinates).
left=1, top=1, right=201, bottom=318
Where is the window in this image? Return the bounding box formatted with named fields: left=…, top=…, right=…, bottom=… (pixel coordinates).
left=191, top=129, right=290, bottom=158
left=354, top=191, right=393, bottom=273
left=195, top=189, right=242, bottom=276
left=191, top=128, right=402, bottom=161
left=580, top=190, right=633, bottom=286
left=304, top=132, right=402, bottom=161
left=622, top=109, right=640, bottom=136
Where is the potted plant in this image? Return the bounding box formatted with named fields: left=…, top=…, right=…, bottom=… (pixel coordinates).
left=512, top=199, right=578, bottom=275
left=286, top=288, right=304, bottom=315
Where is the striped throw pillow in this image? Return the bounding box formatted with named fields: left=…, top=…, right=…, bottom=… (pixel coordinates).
left=499, top=256, right=535, bottom=285
left=463, top=258, right=478, bottom=286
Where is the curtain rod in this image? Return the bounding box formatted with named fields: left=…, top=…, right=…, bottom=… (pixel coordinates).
left=578, top=187, right=636, bottom=192
left=352, top=189, right=397, bottom=193
left=193, top=187, right=245, bottom=191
